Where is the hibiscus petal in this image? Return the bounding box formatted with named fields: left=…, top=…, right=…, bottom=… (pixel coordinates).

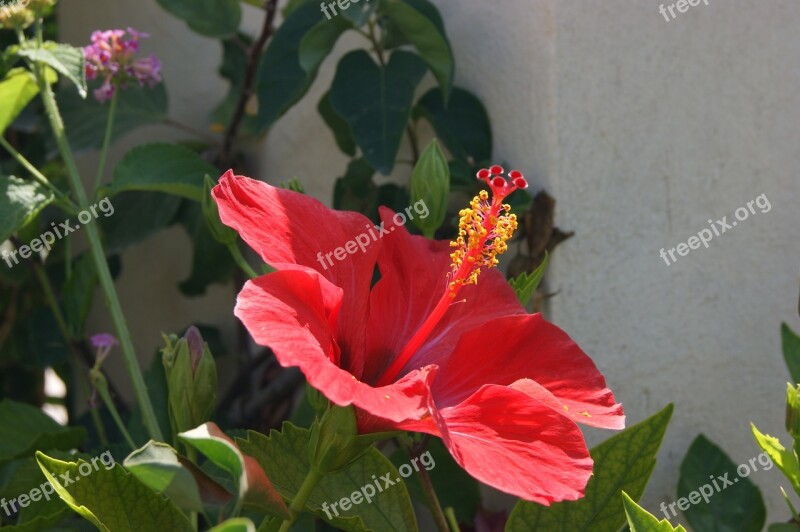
left=235, top=268, right=435, bottom=424
left=213, top=171, right=380, bottom=373
left=363, top=207, right=525, bottom=383
left=433, top=314, right=624, bottom=430
left=437, top=384, right=593, bottom=504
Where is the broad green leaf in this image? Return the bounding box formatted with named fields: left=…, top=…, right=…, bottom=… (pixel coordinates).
left=751, top=423, right=800, bottom=497
left=211, top=517, right=257, bottom=532
left=318, top=91, right=356, bottom=156
left=0, top=400, right=85, bottom=464
left=622, top=492, right=687, bottom=532
left=176, top=200, right=236, bottom=296
left=238, top=423, right=418, bottom=532
left=255, top=2, right=323, bottom=130
left=390, top=438, right=480, bottom=523
left=298, top=16, right=351, bottom=75
left=330, top=50, right=427, bottom=174
left=677, top=434, right=765, bottom=532
left=509, top=253, right=549, bottom=306
left=0, top=175, right=53, bottom=244
left=59, top=82, right=168, bottom=152
left=35, top=451, right=193, bottom=532
left=61, top=253, right=97, bottom=337
left=179, top=422, right=289, bottom=518
left=409, top=139, right=449, bottom=237
left=0, top=68, right=39, bottom=135
left=123, top=441, right=205, bottom=512
left=769, top=525, right=800, bottom=532
left=107, top=143, right=217, bottom=201
left=99, top=191, right=182, bottom=254
left=381, top=0, right=453, bottom=101
left=0, top=452, right=72, bottom=528
left=783, top=323, right=800, bottom=384
left=415, top=87, right=492, bottom=163
left=156, top=0, right=241, bottom=38
left=333, top=158, right=377, bottom=217
left=506, top=404, right=674, bottom=532
left=15, top=42, right=86, bottom=97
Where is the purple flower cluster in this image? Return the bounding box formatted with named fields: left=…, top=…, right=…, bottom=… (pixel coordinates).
left=84, top=28, right=162, bottom=103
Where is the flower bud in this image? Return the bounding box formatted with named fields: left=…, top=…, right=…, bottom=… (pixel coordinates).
left=161, top=327, right=217, bottom=436
left=409, top=139, right=450, bottom=238
left=308, top=405, right=371, bottom=474
left=203, top=175, right=238, bottom=246
left=0, top=3, right=34, bottom=30
left=787, top=383, right=800, bottom=441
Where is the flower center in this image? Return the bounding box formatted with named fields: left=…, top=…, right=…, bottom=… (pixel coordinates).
left=375, top=166, right=527, bottom=386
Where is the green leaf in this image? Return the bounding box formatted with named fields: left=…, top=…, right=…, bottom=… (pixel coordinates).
left=179, top=422, right=289, bottom=518
left=0, top=452, right=72, bottom=528
left=59, top=82, right=168, bottom=152
left=622, top=491, right=687, bottom=532
left=769, top=525, right=800, bottom=532
left=0, top=400, right=85, bottom=464
left=0, top=175, right=53, bottom=243
left=123, top=440, right=205, bottom=512
left=107, top=143, right=218, bottom=201
left=255, top=2, right=323, bottom=130
left=509, top=253, right=549, bottom=306
left=99, top=191, right=182, bottom=254
left=415, top=87, right=492, bottom=163
left=341, top=0, right=378, bottom=26
left=61, top=252, right=97, bottom=337
left=210, top=517, right=257, bottom=532
left=237, top=423, right=418, bottom=531
left=751, top=423, right=800, bottom=497
left=0, top=68, right=40, bottom=135
left=381, top=0, right=453, bottom=101
left=506, top=404, right=674, bottom=532
left=783, top=323, right=800, bottom=384
left=298, top=16, right=351, bottom=75
left=330, top=50, right=427, bottom=174
left=15, top=42, right=86, bottom=97
left=677, top=434, right=766, bottom=532
left=35, top=451, right=194, bottom=531
left=156, top=0, right=241, bottom=38
left=176, top=200, right=237, bottom=296
left=333, top=158, right=377, bottom=217
left=409, top=138, right=449, bottom=237
left=318, top=91, right=356, bottom=156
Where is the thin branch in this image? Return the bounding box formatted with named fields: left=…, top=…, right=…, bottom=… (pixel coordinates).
left=222, top=0, right=280, bottom=163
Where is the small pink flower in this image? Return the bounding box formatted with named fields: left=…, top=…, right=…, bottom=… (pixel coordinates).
left=90, top=333, right=118, bottom=364
left=83, top=27, right=161, bottom=103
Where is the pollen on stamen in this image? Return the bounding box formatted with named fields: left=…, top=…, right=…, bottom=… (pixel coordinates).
left=449, top=165, right=523, bottom=294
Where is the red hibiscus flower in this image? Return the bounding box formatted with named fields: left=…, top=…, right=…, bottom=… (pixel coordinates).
left=212, top=166, right=624, bottom=504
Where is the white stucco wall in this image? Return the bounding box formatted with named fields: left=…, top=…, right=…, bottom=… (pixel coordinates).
left=63, top=0, right=800, bottom=524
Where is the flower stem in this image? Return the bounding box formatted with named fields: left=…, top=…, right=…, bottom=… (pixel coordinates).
left=278, top=466, right=324, bottom=532
left=444, top=507, right=461, bottom=532
left=399, top=435, right=449, bottom=532
left=33, top=41, right=164, bottom=442
left=93, top=89, right=118, bottom=193
left=227, top=242, right=259, bottom=279
left=90, top=368, right=137, bottom=451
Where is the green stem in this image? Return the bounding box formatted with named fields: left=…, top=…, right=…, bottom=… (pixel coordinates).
left=278, top=466, right=324, bottom=532
left=91, top=369, right=136, bottom=451
left=33, top=39, right=164, bottom=442
left=227, top=242, right=259, bottom=279
left=0, top=136, right=79, bottom=214
left=444, top=508, right=461, bottom=532
left=93, top=89, right=118, bottom=194
left=399, top=435, right=449, bottom=532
